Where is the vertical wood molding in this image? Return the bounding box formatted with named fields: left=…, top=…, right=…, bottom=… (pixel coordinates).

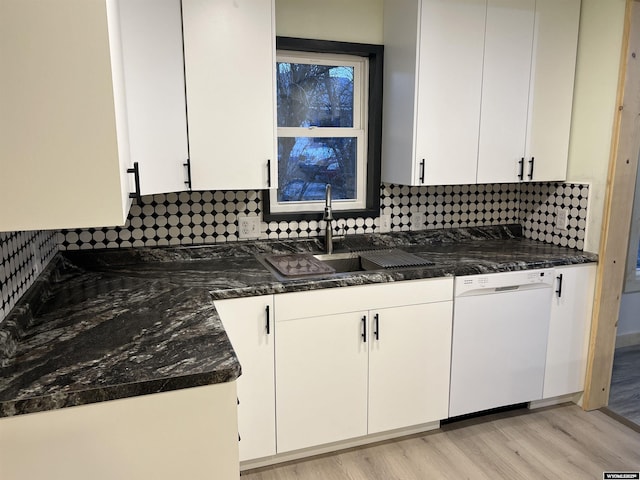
left=583, top=0, right=640, bottom=410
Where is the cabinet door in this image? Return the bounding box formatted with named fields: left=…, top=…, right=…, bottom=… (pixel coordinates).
left=382, top=0, right=485, bottom=187
left=543, top=264, right=596, bottom=399
left=524, top=0, right=580, bottom=182
left=0, top=0, right=132, bottom=231
left=182, top=0, right=277, bottom=191
left=368, top=302, right=453, bottom=434
left=275, top=312, right=368, bottom=453
left=414, top=0, right=485, bottom=186
left=214, top=296, right=275, bottom=462
left=477, top=0, right=535, bottom=184
left=118, top=0, right=189, bottom=195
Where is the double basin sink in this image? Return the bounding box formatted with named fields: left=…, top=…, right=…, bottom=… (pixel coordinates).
left=260, top=249, right=435, bottom=280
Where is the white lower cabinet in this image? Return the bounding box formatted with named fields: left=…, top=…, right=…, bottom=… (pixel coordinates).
left=368, top=302, right=453, bottom=434
left=543, top=264, right=597, bottom=399
left=275, top=311, right=369, bottom=452
left=0, top=384, right=239, bottom=480
left=274, top=279, right=454, bottom=453
left=213, top=266, right=596, bottom=465
left=214, top=296, right=276, bottom=462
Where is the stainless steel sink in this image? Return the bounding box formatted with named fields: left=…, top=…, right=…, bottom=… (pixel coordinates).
left=313, top=249, right=435, bottom=273
left=312, top=252, right=365, bottom=273
left=258, top=249, right=434, bottom=281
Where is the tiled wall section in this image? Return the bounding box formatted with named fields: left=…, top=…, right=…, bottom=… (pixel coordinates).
left=57, top=183, right=523, bottom=250
left=520, top=182, right=590, bottom=250
left=0, top=231, right=58, bottom=323
left=383, top=183, right=520, bottom=231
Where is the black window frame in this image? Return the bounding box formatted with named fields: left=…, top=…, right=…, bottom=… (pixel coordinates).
left=263, top=36, right=383, bottom=222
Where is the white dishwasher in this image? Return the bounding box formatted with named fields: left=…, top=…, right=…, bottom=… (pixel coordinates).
left=449, top=269, right=554, bottom=418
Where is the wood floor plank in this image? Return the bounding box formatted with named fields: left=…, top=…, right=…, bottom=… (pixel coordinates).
left=242, top=405, right=640, bottom=479
left=609, top=344, right=640, bottom=425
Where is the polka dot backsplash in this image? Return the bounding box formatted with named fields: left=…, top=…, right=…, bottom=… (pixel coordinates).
left=0, top=231, right=58, bottom=323
left=381, top=183, right=521, bottom=231
left=57, top=182, right=589, bottom=251
left=519, top=182, right=590, bottom=250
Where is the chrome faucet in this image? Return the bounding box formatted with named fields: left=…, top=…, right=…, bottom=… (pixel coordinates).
left=323, top=184, right=334, bottom=254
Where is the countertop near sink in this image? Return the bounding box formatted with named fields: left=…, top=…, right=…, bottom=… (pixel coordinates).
left=0, top=225, right=597, bottom=418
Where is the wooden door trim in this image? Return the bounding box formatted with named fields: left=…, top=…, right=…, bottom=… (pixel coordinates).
left=583, top=0, right=640, bottom=410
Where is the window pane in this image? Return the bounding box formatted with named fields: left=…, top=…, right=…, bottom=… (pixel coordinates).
left=278, top=137, right=357, bottom=202
left=277, top=62, right=354, bottom=128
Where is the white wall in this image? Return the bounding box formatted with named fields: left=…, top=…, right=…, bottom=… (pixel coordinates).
left=275, top=0, right=383, bottom=44
left=618, top=291, right=640, bottom=340
left=566, top=0, right=627, bottom=253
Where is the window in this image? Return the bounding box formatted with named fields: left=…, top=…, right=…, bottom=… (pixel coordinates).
left=264, top=38, right=383, bottom=221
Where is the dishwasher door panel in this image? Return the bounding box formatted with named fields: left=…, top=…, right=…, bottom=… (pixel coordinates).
left=449, top=287, right=552, bottom=417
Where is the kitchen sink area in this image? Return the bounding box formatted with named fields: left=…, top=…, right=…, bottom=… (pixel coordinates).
left=258, top=249, right=436, bottom=280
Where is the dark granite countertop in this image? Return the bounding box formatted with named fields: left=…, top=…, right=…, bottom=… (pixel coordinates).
left=0, top=225, right=597, bottom=418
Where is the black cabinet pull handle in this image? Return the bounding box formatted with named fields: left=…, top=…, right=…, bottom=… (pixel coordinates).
left=127, top=162, right=142, bottom=205
left=556, top=273, right=564, bottom=298
left=361, top=315, right=367, bottom=343
left=265, top=305, right=270, bottom=335
left=528, top=157, right=535, bottom=180
left=267, top=159, right=272, bottom=187
left=183, top=158, right=192, bottom=190
left=419, top=159, right=425, bottom=183
left=518, top=157, right=524, bottom=181
left=374, top=313, right=379, bottom=340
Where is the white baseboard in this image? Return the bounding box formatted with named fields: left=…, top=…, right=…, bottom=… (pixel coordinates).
left=528, top=393, right=582, bottom=410
left=616, top=332, right=640, bottom=348
left=240, top=421, right=441, bottom=472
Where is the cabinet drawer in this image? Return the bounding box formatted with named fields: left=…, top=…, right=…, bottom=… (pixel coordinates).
left=275, top=277, right=453, bottom=321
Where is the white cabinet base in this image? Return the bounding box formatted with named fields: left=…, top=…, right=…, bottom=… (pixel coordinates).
left=240, top=420, right=440, bottom=472
left=0, top=384, right=239, bottom=480
left=529, top=392, right=583, bottom=410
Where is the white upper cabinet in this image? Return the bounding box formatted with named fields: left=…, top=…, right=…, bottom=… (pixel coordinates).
left=383, top=0, right=486, bottom=186
left=383, top=0, right=580, bottom=187
left=0, top=0, right=133, bottom=231
left=524, top=0, right=581, bottom=182
left=476, top=0, right=535, bottom=184
left=182, top=0, right=277, bottom=191
left=117, top=0, right=190, bottom=196
left=478, top=0, right=580, bottom=183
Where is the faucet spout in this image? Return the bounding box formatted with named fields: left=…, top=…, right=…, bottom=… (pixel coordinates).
left=323, top=184, right=333, bottom=254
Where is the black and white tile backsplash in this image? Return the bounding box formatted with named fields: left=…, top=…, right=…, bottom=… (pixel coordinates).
left=520, top=182, right=589, bottom=250
left=58, top=182, right=588, bottom=251
left=0, top=231, right=57, bottom=323
left=382, top=183, right=520, bottom=231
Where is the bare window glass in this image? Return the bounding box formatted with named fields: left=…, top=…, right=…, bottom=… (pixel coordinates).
left=277, top=63, right=354, bottom=128
left=277, top=137, right=357, bottom=202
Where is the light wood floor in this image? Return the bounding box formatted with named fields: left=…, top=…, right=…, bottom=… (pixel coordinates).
left=242, top=405, right=640, bottom=480
left=608, top=344, right=640, bottom=426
